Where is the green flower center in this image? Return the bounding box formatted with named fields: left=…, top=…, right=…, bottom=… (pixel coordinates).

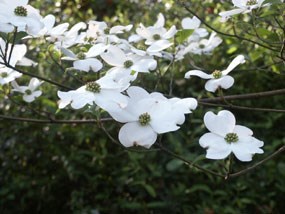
left=104, top=28, right=110, bottom=34
left=139, top=112, right=151, bottom=126
left=199, top=44, right=206, bottom=49
left=224, top=133, right=239, bottom=143
left=246, top=0, right=257, bottom=6
left=25, top=89, right=33, bottom=95
left=153, top=34, right=161, bottom=40
left=124, top=60, right=134, bottom=68
left=86, top=82, right=101, bottom=93
left=0, top=72, right=8, bottom=78
left=212, top=70, right=222, bottom=79
left=77, top=52, right=85, bottom=60
left=135, top=43, right=147, bottom=51
left=14, top=6, right=28, bottom=17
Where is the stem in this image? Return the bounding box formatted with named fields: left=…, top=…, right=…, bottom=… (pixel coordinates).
left=0, top=114, right=113, bottom=124
left=200, top=88, right=285, bottom=103
left=228, top=145, right=285, bottom=178
left=3, top=63, right=73, bottom=90
left=157, top=142, right=224, bottom=178
left=178, top=1, right=280, bottom=52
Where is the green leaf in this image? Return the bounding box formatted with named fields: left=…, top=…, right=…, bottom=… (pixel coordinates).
left=143, top=184, right=156, bottom=197
left=166, top=159, right=184, bottom=171
left=176, top=29, right=194, bottom=44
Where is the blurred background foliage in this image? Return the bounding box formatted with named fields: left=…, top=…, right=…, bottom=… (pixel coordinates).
left=0, top=0, right=285, bottom=213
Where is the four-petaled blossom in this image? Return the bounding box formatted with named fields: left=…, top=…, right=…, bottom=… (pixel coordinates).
left=57, top=77, right=128, bottom=113
left=199, top=110, right=264, bottom=161
left=219, top=0, right=270, bottom=22
left=11, top=78, right=43, bottom=102
left=129, top=13, right=177, bottom=53
left=0, top=0, right=44, bottom=35
left=109, top=86, right=197, bottom=148
left=184, top=55, right=245, bottom=92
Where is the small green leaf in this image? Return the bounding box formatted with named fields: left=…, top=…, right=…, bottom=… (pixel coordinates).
left=166, top=159, right=184, bottom=171
left=176, top=29, right=194, bottom=44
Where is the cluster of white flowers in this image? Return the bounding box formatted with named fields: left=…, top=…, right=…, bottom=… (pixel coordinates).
left=0, top=0, right=266, bottom=162
left=219, top=0, right=271, bottom=22
left=176, top=16, right=222, bottom=59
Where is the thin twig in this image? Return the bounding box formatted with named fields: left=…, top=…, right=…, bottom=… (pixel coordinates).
left=199, top=101, right=285, bottom=113
left=157, top=142, right=224, bottom=178
left=3, top=63, right=73, bottom=90
left=228, top=145, right=285, bottom=178
left=178, top=1, right=280, bottom=52
left=0, top=114, right=113, bottom=124
left=200, top=88, right=285, bottom=103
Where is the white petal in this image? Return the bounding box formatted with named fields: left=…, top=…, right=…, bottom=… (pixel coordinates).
left=127, top=86, right=150, bottom=101
left=86, top=43, right=108, bottom=58
left=23, top=94, right=35, bottom=103
left=147, top=40, right=172, bottom=52
left=182, top=16, right=201, bottom=29
left=233, top=125, right=253, bottom=137
left=205, top=76, right=234, bottom=92
left=219, top=8, right=246, bottom=20
left=95, top=90, right=128, bottom=113
left=199, top=133, right=232, bottom=159
left=204, top=110, right=236, bottom=136
left=163, top=25, right=177, bottom=39
left=50, top=23, right=69, bottom=36
left=222, top=55, right=245, bottom=75
left=231, top=142, right=254, bottom=162
left=119, top=122, right=157, bottom=148
left=132, top=58, right=157, bottom=72
left=184, top=70, right=212, bottom=79
left=110, top=24, right=133, bottom=34
left=28, top=78, right=42, bottom=90
left=154, top=13, right=165, bottom=28
left=100, top=45, right=125, bottom=67
left=73, top=58, right=103, bottom=72
left=42, top=14, right=55, bottom=31
left=170, top=97, right=198, bottom=114
left=57, top=91, right=73, bottom=109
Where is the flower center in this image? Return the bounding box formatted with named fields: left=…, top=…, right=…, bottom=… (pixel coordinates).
left=86, top=81, right=101, bottom=93
left=104, top=28, right=110, bottom=34
left=224, top=133, right=239, bottom=143
left=124, top=60, right=134, bottom=68
left=135, top=43, right=147, bottom=51
left=199, top=44, right=206, bottom=49
left=0, top=72, right=8, bottom=78
left=14, top=6, right=28, bottom=17
left=246, top=0, right=257, bottom=6
left=212, top=70, right=222, bottom=79
left=77, top=52, right=85, bottom=60
left=25, top=89, right=33, bottom=95
left=139, top=112, right=151, bottom=126
left=153, top=34, right=161, bottom=40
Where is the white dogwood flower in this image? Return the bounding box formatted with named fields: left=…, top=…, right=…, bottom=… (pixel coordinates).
left=0, top=0, right=44, bottom=35
left=101, top=45, right=157, bottom=83
left=109, top=86, right=197, bottom=148
left=61, top=44, right=107, bottom=72
left=130, top=13, right=177, bottom=53
left=57, top=78, right=128, bottom=112
left=219, top=0, right=270, bottom=22
left=184, top=55, right=245, bottom=92
left=199, top=110, right=264, bottom=162
left=11, top=78, right=43, bottom=102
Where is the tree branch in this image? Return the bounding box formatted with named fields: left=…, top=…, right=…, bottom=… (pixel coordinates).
left=227, top=145, right=285, bottom=178
left=200, top=88, right=285, bottom=103
left=157, top=142, right=225, bottom=178
left=178, top=1, right=280, bottom=52
left=0, top=114, right=113, bottom=124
